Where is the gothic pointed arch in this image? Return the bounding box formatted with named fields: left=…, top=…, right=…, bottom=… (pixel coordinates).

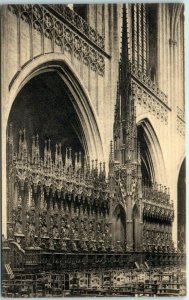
left=137, top=117, right=166, bottom=185
left=2, top=54, right=105, bottom=237
left=6, top=54, right=104, bottom=162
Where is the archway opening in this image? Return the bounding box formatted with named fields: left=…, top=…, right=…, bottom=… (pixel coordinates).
left=8, top=71, right=86, bottom=160
left=177, top=158, right=186, bottom=252
left=112, top=205, right=126, bottom=246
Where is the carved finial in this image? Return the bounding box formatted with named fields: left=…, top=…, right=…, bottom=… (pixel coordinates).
left=75, top=152, right=78, bottom=168
left=91, top=160, right=94, bottom=170
left=95, top=159, right=98, bottom=169
left=100, top=162, right=102, bottom=173
left=48, top=138, right=51, bottom=150
left=59, top=143, right=61, bottom=155
left=55, top=144, right=58, bottom=164
left=54, top=201, right=58, bottom=213
left=19, top=129, right=22, bottom=143
left=121, top=3, right=129, bottom=65
left=69, top=147, right=72, bottom=158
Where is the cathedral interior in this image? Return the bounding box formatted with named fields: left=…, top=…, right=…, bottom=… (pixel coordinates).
left=1, top=3, right=186, bottom=297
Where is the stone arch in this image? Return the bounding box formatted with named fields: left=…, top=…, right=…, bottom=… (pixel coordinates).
left=5, top=53, right=104, bottom=161
left=2, top=53, right=104, bottom=237
left=136, top=116, right=166, bottom=184
left=112, top=204, right=126, bottom=246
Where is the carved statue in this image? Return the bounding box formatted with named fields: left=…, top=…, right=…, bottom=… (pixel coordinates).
left=49, top=238, right=55, bottom=251
left=15, top=221, right=22, bottom=234
left=60, top=239, right=67, bottom=252
left=17, top=196, right=22, bottom=207
left=53, top=226, right=59, bottom=238
left=71, top=240, right=78, bottom=252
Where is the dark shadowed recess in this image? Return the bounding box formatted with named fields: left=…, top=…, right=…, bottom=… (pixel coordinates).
left=177, top=158, right=186, bottom=247
left=8, top=72, right=85, bottom=160
left=137, top=125, right=152, bottom=186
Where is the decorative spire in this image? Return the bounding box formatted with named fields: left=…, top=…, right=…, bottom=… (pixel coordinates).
left=65, top=147, right=68, bottom=168
left=121, top=3, right=129, bottom=68
left=84, top=155, right=90, bottom=178
left=44, top=140, right=48, bottom=166
left=32, top=135, right=36, bottom=163
left=55, top=144, right=58, bottom=165
left=69, top=147, right=72, bottom=168
left=47, top=139, right=52, bottom=167
left=48, top=138, right=51, bottom=157
left=75, top=152, right=78, bottom=171
left=112, top=3, right=134, bottom=166
left=91, top=159, right=94, bottom=170
left=18, top=128, right=28, bottom=161
left=23, top=129, right=28, bottom=157
left=99, top=162, right=102, bottom=174
left=36, top=134, right=39, bottom=145
left=78, top=151, right=82, bottom=169
left=23, top=128, right=26, bottom=142
left=65, top=147, right=72, bottom=170
left=58, top=143, right=62, bottom=167
left=69, top=147, right=72, bottom=159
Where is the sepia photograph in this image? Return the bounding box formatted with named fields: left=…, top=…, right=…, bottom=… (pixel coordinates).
left=1, top=2, right=186, bottom=297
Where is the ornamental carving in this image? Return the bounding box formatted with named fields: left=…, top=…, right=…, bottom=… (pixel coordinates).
left=131, top=64, right=168, bottom=106
left=8, top=4, right=105, bottom=76
left=49, top=4, right=105, bottom=50
left=7, top=127, right=175, bottom=254
left=132, top=81, right=168, bottom=124
left=177, top=117, right=185, bottom=137
left=177, top=106, right=185, bottom=121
